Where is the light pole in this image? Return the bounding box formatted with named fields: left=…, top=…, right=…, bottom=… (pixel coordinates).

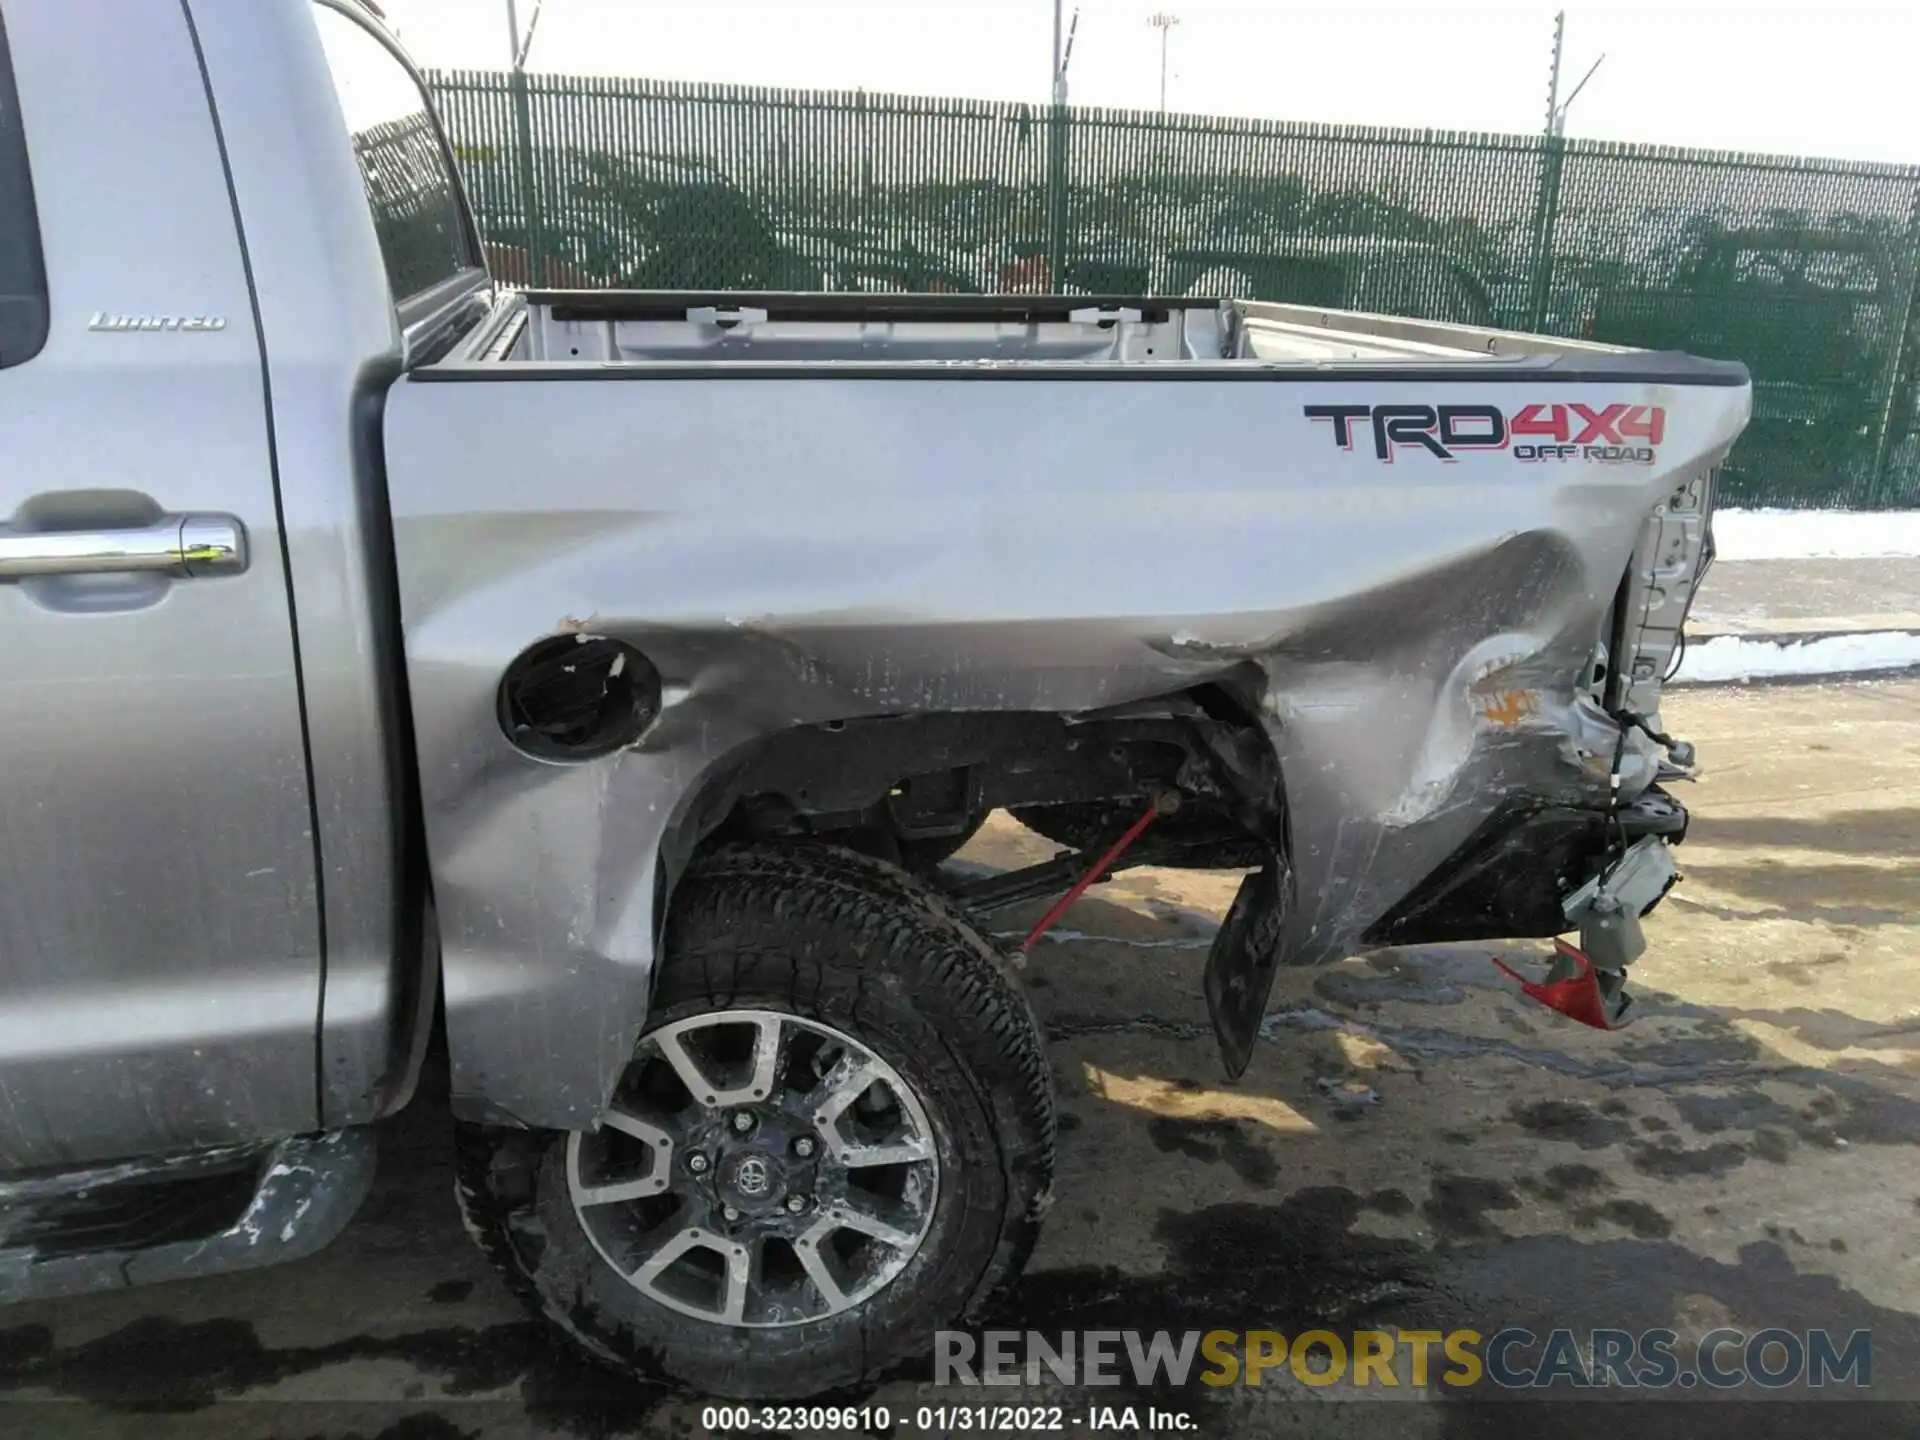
left=1528, top=10, right=1602, bottom=331
left=1047, top=2, right=1080, bottom=293
left=1052, top=0, right=1065, bottom=106
left=1147, top=12, right=1180, bottom=112
left=1544, top=10, right=1606, bottom=137
left=1543, top=9, right=1563, bottom=134
left=504, top=0, right=546, bottom=71
left=503, top=0, right=547, bottom=283
left=1050, top=2, right=1079, bottom=105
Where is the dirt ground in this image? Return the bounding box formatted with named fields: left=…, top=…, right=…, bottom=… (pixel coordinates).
left=2, top=680, right=1917, bottom=1439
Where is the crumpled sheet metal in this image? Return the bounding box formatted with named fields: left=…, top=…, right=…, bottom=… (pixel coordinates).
left=383, top=370, right=1743, bottom=1129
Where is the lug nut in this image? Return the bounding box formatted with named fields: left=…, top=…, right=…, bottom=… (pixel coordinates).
left=731, top=1110, right=755, bottom=1134
left=792, top=1136, right=816, bottom=1158
left=687, top=1153, right=710, bottom=1175
left=722, top=1205, right=741, bottom=1222
left=785, top=1194, right=809, bottom=1214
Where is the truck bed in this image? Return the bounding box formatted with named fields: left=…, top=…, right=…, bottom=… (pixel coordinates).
left=459, top=292, right=1688, bottom=373
left=392, top=289, right=1750, bottom=1130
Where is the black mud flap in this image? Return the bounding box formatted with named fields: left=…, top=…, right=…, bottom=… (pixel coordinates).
left=1203, top=852, right=1290, bottom=1079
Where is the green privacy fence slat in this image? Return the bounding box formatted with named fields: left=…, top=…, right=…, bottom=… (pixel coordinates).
left=426, top=68, right=1920, bottom=510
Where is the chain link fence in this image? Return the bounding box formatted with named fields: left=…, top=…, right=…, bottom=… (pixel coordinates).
left=427, top=69, right=1920, bottom=509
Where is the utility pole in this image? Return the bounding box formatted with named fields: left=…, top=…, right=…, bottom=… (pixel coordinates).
left=1147, top=12, right=1180, bottom=112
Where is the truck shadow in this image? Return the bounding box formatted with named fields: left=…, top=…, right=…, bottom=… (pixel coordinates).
left=1687, top=807, right=1920, bottom=860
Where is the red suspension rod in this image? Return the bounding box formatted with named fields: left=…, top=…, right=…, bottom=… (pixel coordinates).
left=1021, top=793, right=1174, bottom=952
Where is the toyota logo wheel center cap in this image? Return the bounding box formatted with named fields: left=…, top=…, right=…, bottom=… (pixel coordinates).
left=733, top=1155, right=772, bottom=1197
left=717, top=1147, right=790, bottom=1211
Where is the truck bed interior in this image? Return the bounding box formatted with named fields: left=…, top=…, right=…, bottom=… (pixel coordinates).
left=463, top=291, right=1643, bottom=369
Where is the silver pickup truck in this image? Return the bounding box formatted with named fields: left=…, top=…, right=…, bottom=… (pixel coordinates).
left=0, top=0, right=1748, bottom=1399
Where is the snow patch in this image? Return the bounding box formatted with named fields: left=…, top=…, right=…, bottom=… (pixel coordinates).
left=1711, top=509, right=1920, bottom=560
left=1674, top=630, right=1920, bottom=683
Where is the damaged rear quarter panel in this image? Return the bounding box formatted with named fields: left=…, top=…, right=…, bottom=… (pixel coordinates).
left=381, top=370, right=1746, bottom=1130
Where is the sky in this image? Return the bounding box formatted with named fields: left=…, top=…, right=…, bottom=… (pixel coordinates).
left=380, top=0, right=1920, bottom=165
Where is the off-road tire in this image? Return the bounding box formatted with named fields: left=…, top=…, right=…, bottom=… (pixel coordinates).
left=453, top=842, right=1055, bottom=1397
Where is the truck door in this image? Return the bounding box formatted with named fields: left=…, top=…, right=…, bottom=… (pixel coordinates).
left=0, top=1, right=323, bottom=1168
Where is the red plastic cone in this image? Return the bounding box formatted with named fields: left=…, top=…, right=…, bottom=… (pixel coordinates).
left=1490, top=940, right=1617, bottom=1031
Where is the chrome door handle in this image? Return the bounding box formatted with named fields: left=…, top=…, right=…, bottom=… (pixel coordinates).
left=0, top=514, right=248, bottom=579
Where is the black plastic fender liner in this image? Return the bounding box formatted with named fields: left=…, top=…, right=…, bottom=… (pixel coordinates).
left=1360, top=786, right=1691, bottom=949
left=1204, top=850, right=1293, bottom=1079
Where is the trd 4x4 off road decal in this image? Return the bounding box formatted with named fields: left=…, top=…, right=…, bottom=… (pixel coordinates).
left=1305, top=402, right=1665, bottom=464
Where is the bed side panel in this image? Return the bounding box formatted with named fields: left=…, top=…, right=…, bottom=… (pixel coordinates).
left=382, top=370, right=1748, bottom=1128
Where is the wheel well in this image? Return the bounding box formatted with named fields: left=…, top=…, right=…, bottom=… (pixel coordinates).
left=660, top=675, right=1282, bottom=887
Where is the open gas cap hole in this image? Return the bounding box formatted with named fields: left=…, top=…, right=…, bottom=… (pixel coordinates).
left=497, top=634, right=661, bottom=762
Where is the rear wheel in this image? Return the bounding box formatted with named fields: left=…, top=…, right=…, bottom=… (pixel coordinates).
left=454, top=843, right=1054, bottom=1397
